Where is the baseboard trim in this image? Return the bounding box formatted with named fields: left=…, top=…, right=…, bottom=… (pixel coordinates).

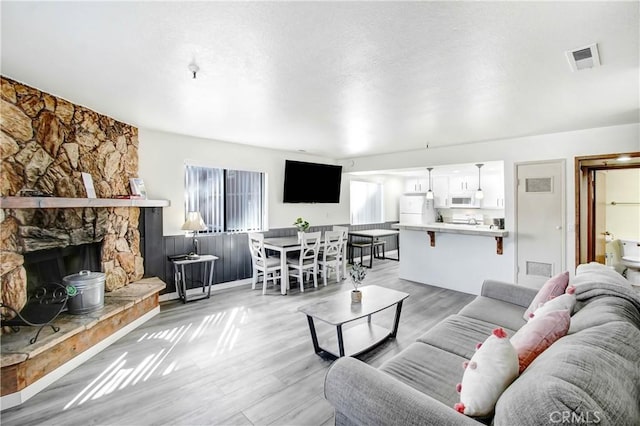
left=0, top=306, right=160, bottom=411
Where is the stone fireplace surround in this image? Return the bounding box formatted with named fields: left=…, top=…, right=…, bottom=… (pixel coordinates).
left=1, top=76, right=143, bottom=321
left=1, top=76, right=166, bottom=408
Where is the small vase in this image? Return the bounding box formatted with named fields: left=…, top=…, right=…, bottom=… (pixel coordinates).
left=351, top=289, right=362, bottom=303
left=297, top=231, right=305, bottom=242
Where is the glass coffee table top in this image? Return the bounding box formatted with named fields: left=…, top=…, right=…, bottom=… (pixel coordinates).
left=297, top=285, right=410, bottom=358
left=297, top=285, right=409, bottom=325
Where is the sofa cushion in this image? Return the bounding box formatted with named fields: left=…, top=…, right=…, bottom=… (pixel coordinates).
left=494, top=321, right=640, bottom=425
left=458, top=296, right=527, bottom=331
left=571, top=280, right=640, bottom=332
left=379, top=342, right=468, bottom=410
left=417, top=315, right=517, bottom=359
left=573, top=262, right=631, bottom=288
left=523, top=271, right=569, bottom=320
left=571, top=296, right=640, bottom=334
left=510, top=309, right=570, bottom=373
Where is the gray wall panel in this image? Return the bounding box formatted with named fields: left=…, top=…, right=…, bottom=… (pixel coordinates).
left=148, top=222, right=399, bottom=294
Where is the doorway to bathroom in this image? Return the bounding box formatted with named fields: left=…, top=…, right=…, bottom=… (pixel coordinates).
left=575, top=152, right=640, bottom=269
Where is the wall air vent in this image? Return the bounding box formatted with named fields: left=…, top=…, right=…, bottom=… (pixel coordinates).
left=565, top=43, right=600, bottom=72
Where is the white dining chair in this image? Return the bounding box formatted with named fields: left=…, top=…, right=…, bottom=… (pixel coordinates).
left=318, top=230, right=343, bottom=286
left=287, top=231, right=321, bottom=292
left=248, top=232, right=282, bottom=295
left=332, top=226, right=349, bottom=280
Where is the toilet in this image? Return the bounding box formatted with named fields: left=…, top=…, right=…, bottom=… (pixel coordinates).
left=620, top=240, right=640, bottom=285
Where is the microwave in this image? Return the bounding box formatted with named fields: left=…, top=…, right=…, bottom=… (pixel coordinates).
left=449, top=193, right=480, bottom=208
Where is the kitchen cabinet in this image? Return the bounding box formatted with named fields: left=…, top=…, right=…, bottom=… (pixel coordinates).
left=432, top=176, right=449, bottom=208
left=449, top=174, right=478, bottom=193
left=404, top=177, right=429, bottom=193
left=480, top=172, right=505, bottom=208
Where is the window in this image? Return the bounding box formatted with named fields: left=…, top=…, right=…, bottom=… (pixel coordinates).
left=185, top=164, right=265, bottom=233
left=350, top=180, right=383, bottom=225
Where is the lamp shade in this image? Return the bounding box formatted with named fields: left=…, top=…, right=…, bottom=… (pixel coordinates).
left=181, top=211, right=207, bottom=231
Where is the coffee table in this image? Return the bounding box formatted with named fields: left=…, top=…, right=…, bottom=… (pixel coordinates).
left=297, top=285, right=410, bottom=358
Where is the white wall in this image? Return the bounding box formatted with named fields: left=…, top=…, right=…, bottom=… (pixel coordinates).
left=139, top=123, right=639, bottom=277
left=605, top=168, right=640, bottom=241
left=138, top=129, right=350, bottom=235
left=340, top=123, right=640, bottom=278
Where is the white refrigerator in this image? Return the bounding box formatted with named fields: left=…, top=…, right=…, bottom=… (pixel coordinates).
left=400, top=195, right=437, bottom=224
left=400, top=195, right=426, bottom=224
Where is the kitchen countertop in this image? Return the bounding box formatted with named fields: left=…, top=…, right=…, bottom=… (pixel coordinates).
left=392, top=222, right=509, bottom=237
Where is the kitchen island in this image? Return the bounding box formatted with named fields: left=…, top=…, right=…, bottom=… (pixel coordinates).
left=392, top=223, right=511, bottom=295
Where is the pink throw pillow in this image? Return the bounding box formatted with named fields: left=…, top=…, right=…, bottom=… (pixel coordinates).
left=523, top=271, right=569, bottom=321
left=510, top=309, right=570, bottom=373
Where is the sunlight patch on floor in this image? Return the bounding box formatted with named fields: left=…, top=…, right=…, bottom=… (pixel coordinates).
left=62, top=305, right=253, bottom=410
left=63, top=324, right=191, bottom=410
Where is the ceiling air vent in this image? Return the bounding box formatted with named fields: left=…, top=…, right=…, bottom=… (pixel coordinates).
left=565, top=43, right=600, bottom=72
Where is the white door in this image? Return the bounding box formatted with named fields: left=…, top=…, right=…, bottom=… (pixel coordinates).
left=516, top=161, right=565, bottom=287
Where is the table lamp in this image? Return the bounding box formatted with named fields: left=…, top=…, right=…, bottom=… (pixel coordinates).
left=181, top=211, right=207, bottom=256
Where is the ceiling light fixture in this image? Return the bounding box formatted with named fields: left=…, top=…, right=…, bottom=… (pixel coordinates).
left=475, top=163, right=484, bottom=200
left=426, top=168, right=434, bottom=200
left=188, top=63, right=200, bottom=79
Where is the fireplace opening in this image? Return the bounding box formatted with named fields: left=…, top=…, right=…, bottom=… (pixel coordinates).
left=23, top=242, right=102, bottom=293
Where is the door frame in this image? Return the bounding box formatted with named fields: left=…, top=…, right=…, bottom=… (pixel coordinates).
left=575, top=152, right=640, bottom=267
left=514, top=159, right=566, bottom=284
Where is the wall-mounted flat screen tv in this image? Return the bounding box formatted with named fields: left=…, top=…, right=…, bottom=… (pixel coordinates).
left=283, top=160, right=342, bottom=203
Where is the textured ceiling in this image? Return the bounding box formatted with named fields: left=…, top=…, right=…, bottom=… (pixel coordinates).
left=1, top=1, right=638, bottom=159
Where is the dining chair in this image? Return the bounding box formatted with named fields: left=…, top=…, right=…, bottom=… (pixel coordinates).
left=318, top=230, right=343, bottom=286
left=332, top=226, right=349, bottom=280
left=247, top=232, right=282, bottom=295
left=287, top=231, right=321, bottom=292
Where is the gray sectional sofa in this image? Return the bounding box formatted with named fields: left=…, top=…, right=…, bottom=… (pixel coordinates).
left=324, top=265, right=640, bottom=425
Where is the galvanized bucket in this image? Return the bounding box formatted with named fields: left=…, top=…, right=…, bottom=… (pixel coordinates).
left=63, top=270, right=105, bottom=315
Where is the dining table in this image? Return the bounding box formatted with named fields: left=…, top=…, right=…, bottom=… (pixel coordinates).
left=262, top=236, right=306, bottom=295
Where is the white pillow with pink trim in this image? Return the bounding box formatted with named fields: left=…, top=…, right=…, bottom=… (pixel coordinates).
left=454, top=328, right=519, bottom=417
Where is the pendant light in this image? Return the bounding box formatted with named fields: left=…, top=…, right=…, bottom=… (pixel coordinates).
left=426, top=167, right=434, bottom=200
left=475, top=163, right=484, bottom=200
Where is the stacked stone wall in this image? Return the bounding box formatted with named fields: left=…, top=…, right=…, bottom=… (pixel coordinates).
left=1, top=76, right=143, bottom=320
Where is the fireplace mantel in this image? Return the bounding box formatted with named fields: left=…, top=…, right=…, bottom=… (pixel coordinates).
left=1, top=196, right=170, bottom=209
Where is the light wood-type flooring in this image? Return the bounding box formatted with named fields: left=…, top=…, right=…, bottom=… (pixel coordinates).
left=1, top=255, right=475, bottom=425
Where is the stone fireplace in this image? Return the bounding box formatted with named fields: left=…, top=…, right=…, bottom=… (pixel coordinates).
left=1, top=77, right=167, bottom=408
left=1, top=76, right=143, bottom=321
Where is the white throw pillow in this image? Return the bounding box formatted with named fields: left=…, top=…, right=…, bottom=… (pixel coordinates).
left=454, top=328, right=519, bottom=417
left=529, top=287, right=576, bottom=320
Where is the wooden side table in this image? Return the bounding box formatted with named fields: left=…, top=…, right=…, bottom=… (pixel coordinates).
left=170, top=254, right=218, bottom=303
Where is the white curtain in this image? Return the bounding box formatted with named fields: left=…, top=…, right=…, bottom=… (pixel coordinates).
left=350, top=181, right=383, bottom=225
